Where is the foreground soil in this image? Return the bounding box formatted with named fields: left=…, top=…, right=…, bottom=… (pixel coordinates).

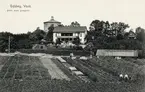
left=0, top=53, right=144, bottom=92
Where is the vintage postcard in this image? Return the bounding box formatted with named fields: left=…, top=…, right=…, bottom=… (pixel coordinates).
left=0, top=0, right=145, bottom=92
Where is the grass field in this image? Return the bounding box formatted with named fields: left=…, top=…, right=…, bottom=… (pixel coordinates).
left=0, top=54, right=144, bottom=92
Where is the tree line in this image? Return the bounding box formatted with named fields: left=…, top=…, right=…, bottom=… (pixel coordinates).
left=85, top=20, right=145, bottom=57
left=0, top=20, right=145, bottom=57
left=0, top=27, right=45, bottom=52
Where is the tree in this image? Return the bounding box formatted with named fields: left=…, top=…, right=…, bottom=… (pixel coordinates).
left=124, top=32, right=129, bottom=39
left=48, top=24, right=54, bottom=32
left=116, top=34, right=124, bottom=40
left=0, top=39, right=8, bottom=52
left=110, top=22, right=129, bottom=36
left=73, top=37, right=80, bottom=45
left=103, top=21, right=111, bottom=36
left=90, top=20, right=105, bottom=35
left=71, top=21, right=80, bottom=27
left=29, top=27, right=45, bottom=42
left=85, top=31, right=96, bottom=43
left=0, top=32, right=13, bottom=52
left=136, top=27, right=145, bottom=42
left=45, top=24, right=54, bottom=42
left=58, top=24, right=64, bottom=27
left=56, top=38, right=61, bottom=45
left=136, top=27, right=145, bottom=57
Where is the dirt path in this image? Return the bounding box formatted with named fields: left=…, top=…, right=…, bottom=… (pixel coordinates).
left=40, top=57, right=69, bottom=80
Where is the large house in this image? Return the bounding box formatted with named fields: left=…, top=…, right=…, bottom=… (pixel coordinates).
left=44, top=16, right=87, bottom=44
left=53, top=26, right=87, bottom=44
left=128, top=30, right=136, bottom=39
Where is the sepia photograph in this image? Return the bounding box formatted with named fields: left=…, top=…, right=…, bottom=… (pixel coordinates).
left=0, top=0, right=145, bottom=92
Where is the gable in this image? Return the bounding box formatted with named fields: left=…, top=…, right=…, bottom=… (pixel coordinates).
left=128, top=31, right=136, bottom=38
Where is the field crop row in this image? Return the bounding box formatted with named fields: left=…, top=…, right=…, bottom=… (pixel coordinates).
left=89, top=57, right=139, bottom=81
left=63, top=57, right=119, bottom=82
left=123, top=58, right=145, bottom=65
left=0, top=56, right=10, bottom=65
left=0, top=55, right=52, bottom=80
left=0, top=55, right=143, bottom=92
left=76, top=58, right=119, bottom=82
left=63, top=56, right=144, bottom=84
left=52, top=58, right=81, bottom=81
left=0, top=78, right=139, bottom=92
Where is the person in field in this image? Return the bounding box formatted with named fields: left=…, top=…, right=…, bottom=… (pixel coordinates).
left=119, top=74, right=123, bottom=81
left=124, top=74, right=129, bottom=82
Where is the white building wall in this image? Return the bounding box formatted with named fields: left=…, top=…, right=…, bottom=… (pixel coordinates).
left=53, top=31, right=87, bottom=44
left=79, top=32, right=86, bottom=44
left=58, top=33, right=61, bottom=36
left=73, top=33, right=75, bottom=36
left=76, top=33, right=79, bottom=36
left=84, top=31, right=87, bottom=43
left=53, top=33, right=57, bottom=43
left=73, top=33, right=79, bottom=36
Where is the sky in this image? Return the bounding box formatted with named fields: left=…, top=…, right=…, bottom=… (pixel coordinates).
left=0, top=0, right=145, bottom=34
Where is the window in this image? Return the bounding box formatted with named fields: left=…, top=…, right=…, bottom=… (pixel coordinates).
left=40, top=46, right=43, bottom=49
left=62, top=38, right=64, bottom=41
left=61, top=33, right=73, bottom=36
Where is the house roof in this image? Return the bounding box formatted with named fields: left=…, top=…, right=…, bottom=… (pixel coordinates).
left=44, top=16, right=61, bottom=23
left=53, top=26, right=87, bottom=33
left=96, top=49, right=138, bottom=57
left=128, top=31, right=136, bottom=38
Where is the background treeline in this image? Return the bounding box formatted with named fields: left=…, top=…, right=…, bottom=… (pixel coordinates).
left=85, top=20, right=145, bottom=56
left=0, top=27, right=45, bottom=52
left=0, top=19, right=145, bottom=56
